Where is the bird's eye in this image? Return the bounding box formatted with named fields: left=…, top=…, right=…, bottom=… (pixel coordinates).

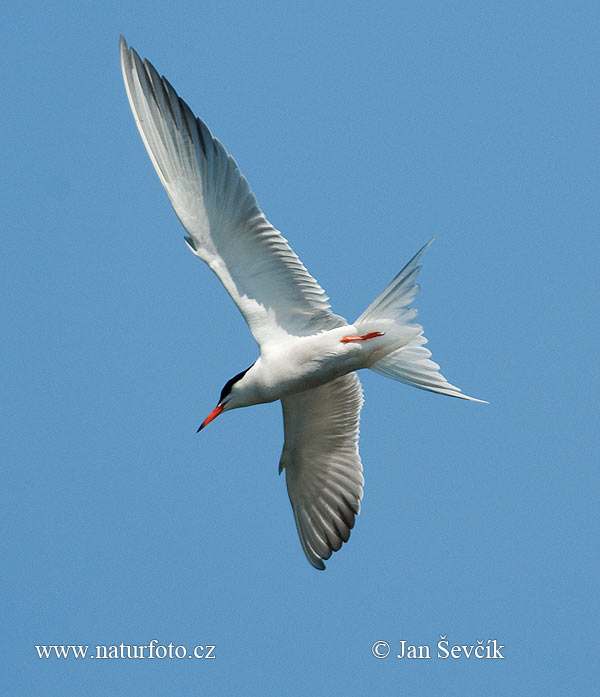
left=218, top=365, right=253, bottom=403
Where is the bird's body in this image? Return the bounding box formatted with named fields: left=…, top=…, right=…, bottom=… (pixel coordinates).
left=120, top=37, right=484, bottom=569
left=227, top=321, right=415, bottom=407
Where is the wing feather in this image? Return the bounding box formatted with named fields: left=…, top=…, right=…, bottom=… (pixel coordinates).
left=120, top=37, right=345, bottom=346
left=279, top=373, right=364, bottom=570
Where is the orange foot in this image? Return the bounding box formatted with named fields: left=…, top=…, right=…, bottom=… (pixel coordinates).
left=340, top=331, right=384, bottom=343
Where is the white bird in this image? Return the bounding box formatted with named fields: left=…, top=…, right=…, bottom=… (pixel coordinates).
left=120, top=37, right=485, bottom=570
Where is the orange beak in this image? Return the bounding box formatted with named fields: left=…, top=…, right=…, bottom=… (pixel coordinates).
left=197, top=403, right=225, bottom=432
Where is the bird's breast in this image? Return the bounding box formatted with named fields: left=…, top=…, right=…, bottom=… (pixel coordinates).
left=254, top=326, right=374, bottom=401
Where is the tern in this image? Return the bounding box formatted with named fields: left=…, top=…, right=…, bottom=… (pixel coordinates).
left=120, top=37, right=484, bottom=570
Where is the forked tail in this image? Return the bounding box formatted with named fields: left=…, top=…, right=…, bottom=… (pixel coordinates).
left=357, top=240, right=486, bottom=402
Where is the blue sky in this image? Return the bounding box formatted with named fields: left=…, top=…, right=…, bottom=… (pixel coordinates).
left=3, top=2, right=598, bottom=695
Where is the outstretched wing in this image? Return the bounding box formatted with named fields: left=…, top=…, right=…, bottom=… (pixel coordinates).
left=279, top=373, right=364, bottom=569
left=120, top=37, right=345, bottom=347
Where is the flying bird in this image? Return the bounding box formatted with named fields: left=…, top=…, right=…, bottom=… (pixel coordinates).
left=120, top=37, right=484, bottom=569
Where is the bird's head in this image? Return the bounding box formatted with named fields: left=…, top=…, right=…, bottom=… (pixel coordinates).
left=197, top=365, right=254, bottom=431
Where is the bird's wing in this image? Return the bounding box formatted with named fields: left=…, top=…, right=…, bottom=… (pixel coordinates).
left=279, top=373, right=364, bottom=569
left=120, top=37, right=345, bottom=347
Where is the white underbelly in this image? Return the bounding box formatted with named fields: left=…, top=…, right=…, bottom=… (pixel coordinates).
left=255, top=323, right=407, bottom=401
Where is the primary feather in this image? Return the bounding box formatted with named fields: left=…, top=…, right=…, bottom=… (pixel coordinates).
left=120, top=36, right=345, bottom=347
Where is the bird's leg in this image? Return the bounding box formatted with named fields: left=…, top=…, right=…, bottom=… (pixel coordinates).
left=340, top=331, right=384, bottom=343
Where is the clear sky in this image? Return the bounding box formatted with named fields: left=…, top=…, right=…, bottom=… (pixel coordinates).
left=3, top=2, right=598, bottom=695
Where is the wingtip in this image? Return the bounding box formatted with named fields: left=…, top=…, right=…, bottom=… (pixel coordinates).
left=119, top=35, right=143, bottom=69
left=119, top=35, right=133, bottom=77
